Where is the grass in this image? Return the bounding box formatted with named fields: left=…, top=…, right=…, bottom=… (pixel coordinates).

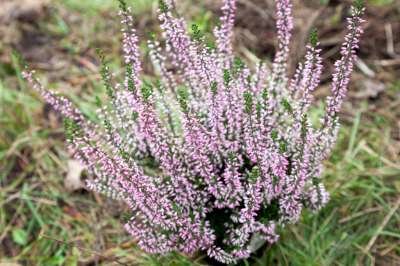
left=63, top=0, right=156, bottom=15
left=1, top=0, right=399, bottom=265
left=260, top=108, right=400, bottom=265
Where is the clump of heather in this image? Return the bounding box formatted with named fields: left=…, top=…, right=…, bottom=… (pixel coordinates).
left=23, top=0, right=365, bottom=263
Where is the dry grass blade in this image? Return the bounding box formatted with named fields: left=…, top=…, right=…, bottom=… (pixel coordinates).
left=339, top=206, right=383, bottom=224
left=363, top=197, right=400, bottom=254
left=39, top=234, right=130, bottom=266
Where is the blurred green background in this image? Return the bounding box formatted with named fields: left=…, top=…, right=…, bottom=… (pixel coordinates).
left=0, top=0, right=399, bottom=265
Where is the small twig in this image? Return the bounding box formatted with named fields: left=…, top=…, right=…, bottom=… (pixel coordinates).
left=3, top=192, right=57, bottom=206
left=374, top=58, right=400, bottom=67
left=355, top=58, right=375, bottom=78
left=380, top=241, right=400, bottom=256
left=385, top=23, right=398, bottom=58
left=363, top=197, right=400, bottom=254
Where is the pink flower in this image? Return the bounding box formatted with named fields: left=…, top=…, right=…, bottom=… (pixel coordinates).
left=24, top=0, right=364, bottom=263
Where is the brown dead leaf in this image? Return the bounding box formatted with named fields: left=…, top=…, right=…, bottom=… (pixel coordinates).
left=62, top=206, right=84, bottom=220
left=64, top=160, right=85, bottom=192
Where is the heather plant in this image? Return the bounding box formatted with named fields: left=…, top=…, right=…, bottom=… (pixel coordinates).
left=23, top=0, right=365, bottom=263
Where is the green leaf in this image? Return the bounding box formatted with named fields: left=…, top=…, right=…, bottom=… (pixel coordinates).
left=12, top=228, right=28, bottom=246
left=96, top=48, right=115, bottom=99
left=354, top=0, right=365, bottom=10
left=177, top=87, right=189, bottom=112
left=223, top=69, right=231, bottom=86
left=310, top=28, right=319, bottom=47
left=281, top=98, right=293, bottom=114
left=394, top=181, right=400, bottom=193
left=117, top=0, right=127, bottom=12
left=11, top=51, right=26, bottom=91
left=141, top=82, right=153, bottom=101
left=210, top=81, right=218, bottom=95
left=159, top=0, right=169, bottom=13
left=191, top=24, right=203, bottom=41
left=243, top=91, right=253, bottom=114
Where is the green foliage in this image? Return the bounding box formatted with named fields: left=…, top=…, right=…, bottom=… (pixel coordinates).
left=223, top=69, right=231, bottom=86
left=191, top=24, right=203, bottom=41
left=1, top=0, right=398, bottom=265
left=233, top=57, right=245, bottom=75
left=281, top=98, right=293, bottom=114
left=261, top=88, right=268, bottom=101
left=95, top=95, right=102, bottom=107
left=271, top=130, right=279, bottom=141
left=63, top=118, right=81, bottom=141
left=141, top=81, right=154, bottom=102
left=159, top=0, right=169, bottom=13
left=256, top=109, right=400, bottom=266
left=97, top=49, right=115, bottom=99
left=12, top=228, right=28, bottom=246
left=63, top=0, right=155, bottom=15
left=309, top=28, right=319, bottom=47
left=244, top=91, right=253, bottom=114
left=210, top=81, right=218, bottom=95
left=117, top=0, right=128, bottom=12
left=368, top=0, right=393, bottom=5
left=11, top=51, right=26, bottom=90
left=354, top=0, right=365, bottom=11
left=248, top=166, right=260, bottom=183
left=177, top=87, right=189, bottom=112
left=126, top=65, right=136, bottom=93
